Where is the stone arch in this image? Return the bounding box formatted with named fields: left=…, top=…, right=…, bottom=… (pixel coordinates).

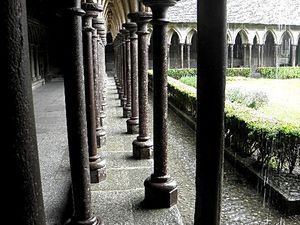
left=186, top=28, right=197, bottom=45
left=227, top=30, right=233, bottom=44
left=251, top=35, right=260, bottom=68
left=169, top=31, right=181, bottom=68
left=279, top=31, right=293, bottom=66
left=234, top=29, right=249, bottom=44
left=279, top=30, right=294, bottom=45
left=167, top=27, right=183, bottom=45
left=264, top=31, right=276, bottom=67
left=262, top=29, right=277, bottom=45
left=233, top=31, right=244, bottom=67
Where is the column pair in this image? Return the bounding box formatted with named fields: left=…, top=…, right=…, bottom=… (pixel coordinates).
left=81, top=1, right=106, bottom=184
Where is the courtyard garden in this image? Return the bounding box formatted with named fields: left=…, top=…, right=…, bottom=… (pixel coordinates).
left=149, top=67, right=300, bottom=213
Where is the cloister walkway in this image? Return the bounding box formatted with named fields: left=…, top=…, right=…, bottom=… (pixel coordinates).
left=34, top=75, right=300, bottom=225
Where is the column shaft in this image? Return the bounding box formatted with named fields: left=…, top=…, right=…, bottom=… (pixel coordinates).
left=229, top=44, right=234, bottom=68
left=291, top=45, right=297, bottom=67
left=187, top=44, right=191, bottom=68
left=248, top=44, right=252, bottom=68
left=2, top=0, right=46, bottom=223
left=131, top=12, right=153, bottom=159
left=180, top=43, right=184, bottom=68
left=142, top=0, right=178, bottom=209
left=62, top=1, right=102, bottom=224
left=123, top=26, right=132, bottom=118
left=258, top=45, right=261, bottom=67
left=195, top=0, right=226, bottom=223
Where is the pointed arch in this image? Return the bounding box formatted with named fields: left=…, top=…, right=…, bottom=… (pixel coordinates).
left=167, top=27, right=183, bottom=45
left=186, top=28, right=197, bottom=45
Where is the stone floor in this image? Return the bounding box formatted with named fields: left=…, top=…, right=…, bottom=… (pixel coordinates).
left=33, top=75, right=300, bottom=225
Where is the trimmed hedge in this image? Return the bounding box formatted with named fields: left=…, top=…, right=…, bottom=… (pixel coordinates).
left=167, top=68, right=197, bottom=80
left=226, top=68, right=251, bottom=77
left=257, top=67, right=300, bottom=79
left=148, top=70, right=300, bottom=174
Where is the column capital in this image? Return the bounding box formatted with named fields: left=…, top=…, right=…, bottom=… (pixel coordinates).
left=142, top=0, right=179, bottom=8
left=123, top=22, right=138, bottom=39
left=81, top=2, right=103, bottom=13
left=93, top=17, right=106, bottom=45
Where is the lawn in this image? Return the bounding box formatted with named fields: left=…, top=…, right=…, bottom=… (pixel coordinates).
left=178, top=76, right=300, bottom=124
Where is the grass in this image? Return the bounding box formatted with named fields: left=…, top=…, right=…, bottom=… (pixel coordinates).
left=178, top=76, right=300, bottom=124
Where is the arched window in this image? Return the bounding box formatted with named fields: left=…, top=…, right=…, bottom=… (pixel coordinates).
left=170, top=31, right=181, bottom=68
left=190, top=32, right=197, bottom=68
left=264, top=32, right=275, bottom=67
left=233, top=33, right=243, bottom=59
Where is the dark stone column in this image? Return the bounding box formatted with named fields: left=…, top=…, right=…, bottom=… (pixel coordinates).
left=120, top=29, right=128, bottom=107
left=142, top=0, right=178, bottom=209
left=82, top=2, right=106, bottom=183
left=187, top=44, right=191, bottom=68
left=131, top=12, right=153, bottom=159
left=34, top=45, right=41, bottom=80
left=93, top=18, right=107, bottom=148
left=195, top=0, right=226, bottom=223
left=229, top=44, right=234, bottom=68
left=180, top=43, right=184, bottom=68
left=125, top=20, right=139, bottom=134
left=2, top=0, right=46, bottom=223
left=123, top=24, right=132, bottom=118
left=62, top=1, right=102, bottom=224
left=30, top=44, right=36, bottom=81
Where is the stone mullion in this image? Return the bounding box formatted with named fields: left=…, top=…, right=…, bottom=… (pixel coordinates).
left=82, top=2, right=106, bottom=184
left=131, top=12, right=153, bottom=159
left=248, top=44, right=252, bottom=68
left=123, top=25, right=132, bottom=118
left=125, top=20, right=139, bottom=134
left=142, top=0, right=178, bottom=209
left=3, top=0, right=46, bottom=223
left=62, top=1, right=102, bottom=224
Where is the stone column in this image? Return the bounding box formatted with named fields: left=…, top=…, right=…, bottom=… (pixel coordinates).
left=93, top=17, right=107, bottom=147
left=229, top=44, right=234, bottom=68
left=187, top=44, right=191, bottom=68
left=131, top=12, right=153, bottom=159
left=243, top=44, right=247, bottom=66
left=2, top=0, right=46, bottom=223
left=195, top=0, right=226, bottom=223
left=274, top=44, right=279, bottom=67
left=82, top=2, right=106, bottom=183
left=122, top=25, right=132, bottom=118
left=258, top=45, right=261, bottom=67
left=62, top=1, right=102, bottom=224
left=120, top=29, right=128, bottom=107
left=261, top=44, right=264, bottom=66
left=30, top=44, right=36, bottom=81
left=291, top=45, right=297, bottom=67
left=125, top=20, right=139, bottom=134
left=34, top=45, right=41, bottom=80
left=180, top=43, right=184, bottom=68
left=142, top=0, right=178, bottom=208
left=248, top=44, right=252, bottom=69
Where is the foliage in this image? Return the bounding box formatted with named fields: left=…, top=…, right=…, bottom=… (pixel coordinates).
left=257, top=67, right=300, bottom=79
left=226, top=68, right=251, bottom=77
left=148, top=70, right=300, bottom=174
left=167, top=68, right=197, bottom=80
left=179, top=76, right=197, bottom=88
left=226, top=87, right=268, bottom=109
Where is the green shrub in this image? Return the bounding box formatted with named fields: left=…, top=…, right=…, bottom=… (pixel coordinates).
left=226, top=68, right=251, bottom=77
left=226, top=87, right=268, bottom=109
left=256, top=67, right=300, bottom=79
left=149, top=71, right=300, bottom=174
left=167, top=68, right=197, bottom=80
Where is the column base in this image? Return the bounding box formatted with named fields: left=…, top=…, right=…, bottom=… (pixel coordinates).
left=132, top=138, right=153, bottom=159
left=123, top=106, right=131, bottom=118
left=126, top=117, right=139, bottom=134
left=101, top=101, right=107, bottom=111
left=100, top=111, right=106, bottom=126
left=118, top=91, right=123, bottom=100
left=65, top=216, right=103, bottom=225
left=144, top=175, right=178, bottom=209
left=96, top=128, right=106, bottom=148
left=89, top=156, right=106, bottom=183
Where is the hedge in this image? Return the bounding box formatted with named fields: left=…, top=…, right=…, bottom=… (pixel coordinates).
left=256, top=67, right=300, bottom=79
left=226, top=68, right=251, bottom=77
left=148, top=70, right=300, bottom=174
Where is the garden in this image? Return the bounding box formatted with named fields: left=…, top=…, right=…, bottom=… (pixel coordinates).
left=149, top=67, right=300, bottom=213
